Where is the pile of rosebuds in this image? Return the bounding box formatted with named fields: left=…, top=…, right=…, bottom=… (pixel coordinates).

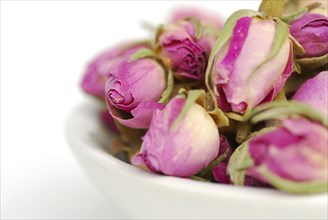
left=80, top=0, right=328, bottom=194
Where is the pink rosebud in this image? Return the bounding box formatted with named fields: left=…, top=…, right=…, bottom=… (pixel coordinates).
left=213, top=16, right=293, bottom=113
left=293, top=71, right=328, bottom=116
left=229, top=118, right=328, bottom=193
left=105, top=57, right=166, bottom=129
left=132, top=96, right=220, bottom=177
left=81, top=42, right=150, bottom=98
left=290, top=13, right=328, bottom=59
left=157, top=19, right=213, bottom=80
left=168, top=6, right=224, bottom=28
left=249, top=119, right=327, bottom=183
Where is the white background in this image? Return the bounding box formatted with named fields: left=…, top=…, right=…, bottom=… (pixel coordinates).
left=1, top=1, right=261, bottom=219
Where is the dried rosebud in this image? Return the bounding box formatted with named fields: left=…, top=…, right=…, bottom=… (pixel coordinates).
left=290, top=13, right=328, bottom=69
left=293, top=71, right=328, bottom=116
left=290, top=13, right=328, bottom=58
left=132, top=96, right=220, bottom=177
left=211, top=12, right=293, bottom=113
left=228, top=118, right=328, bottom=194
left=81, top=42, right=150, bottom=98
left=105, top=57, right=166, bottom=129
left=168, top=6, right=224, bottom=28
left=156, top=19, right=212, bottom=80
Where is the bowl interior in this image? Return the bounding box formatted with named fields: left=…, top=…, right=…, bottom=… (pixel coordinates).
left=66, top=99, right=328, bottom=219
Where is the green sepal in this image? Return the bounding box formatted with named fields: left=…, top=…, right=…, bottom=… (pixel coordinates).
left=281, top=8, right=308, bottom=23
left=205, top=9, right=261, bottom=109
left=235, top=122, right=252, bottom=144
left=159, top=70, right=174, bottom=104
left=227, top=141, right=253, bottom=185
left=202, top=24, right=221, bottom=39
left=202, top=91, right=229, bottom=127
left=259, top=0, right=285, bottom=18
left=225, top=112, right=245, bottom=122
left=185, top=17, right=203, bottom=39
left=228, top=127, right=277, bottom=186
left=171, top=90, right=205, bottom=129
left=296, top=53, right=328, bottom=71
left=289, top=35, right=305, bottom=56
left=256, top=166, right=328, bottom=194
left=208, top=108, right=230, bottom=127
left=245, top=18, right=289, bottom=112
left=131, top=48, right=157, bottom=61
left=190, top=175, right=209, bottom=182
left=197, top=148, right=230, bottom=179
left=293, top=57, right=302, bottom=74
left=247, top=101, right=328, bottom=127
left=171, top=89, right=229, bottom=129
left=247, top=18, right=289, bottom=84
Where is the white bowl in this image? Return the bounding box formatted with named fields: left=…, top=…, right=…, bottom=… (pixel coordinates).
left=66, top=100, right=328, bottom=219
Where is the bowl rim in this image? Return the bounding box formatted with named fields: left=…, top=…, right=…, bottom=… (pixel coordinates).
left=66, top=99, right=328, bottom=204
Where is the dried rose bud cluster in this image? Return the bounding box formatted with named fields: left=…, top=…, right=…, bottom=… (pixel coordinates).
left=80, top=1, right=328, bottom=194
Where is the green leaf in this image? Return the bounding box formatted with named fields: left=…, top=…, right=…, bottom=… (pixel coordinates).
left=227, top=141, right=253, bottom=185
left=171, top=90, right=204, bottom=129
left=159, top=70, right=174, bottom=104
left=204, top=9, right=261, bottom=109
left=131, top=48, right=157, bottom=61
left=257, top=166, right=328, bottom=194
left=247, top=101, right=328, bottom=127
left=259, top=0, right=285, bottom=17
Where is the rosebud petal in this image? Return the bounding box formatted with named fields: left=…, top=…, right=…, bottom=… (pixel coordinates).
left=132, top=96, right=220, bottom=177
left=105, top=57, right=167, bottom=129
left=290, top=13, right=328, bottom=58
left=108, top=101, right=165, bottom=129
left=213, top=16, right=293, bottom=113
left=293, top=71, right=328, bottom=116
left=157, top=20, right=212, bottom=80
left=81, top=42, right=149, bottom=98
left=106, top=58, right=166, bottom=111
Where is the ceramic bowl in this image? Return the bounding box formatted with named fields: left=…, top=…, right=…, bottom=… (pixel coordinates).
left=66, top=100, right=328, bottom=219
